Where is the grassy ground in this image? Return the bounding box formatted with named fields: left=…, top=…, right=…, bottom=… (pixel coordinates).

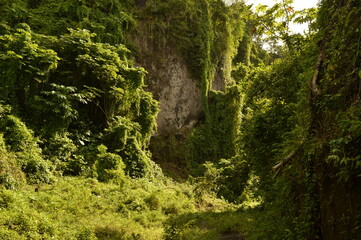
left=0, top=175, right=259, bottom=240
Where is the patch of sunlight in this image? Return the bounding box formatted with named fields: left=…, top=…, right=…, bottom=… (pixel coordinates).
left=240, top=174, right=263, bottom=209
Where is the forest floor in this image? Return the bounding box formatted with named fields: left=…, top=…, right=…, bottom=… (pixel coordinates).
left=0, top=175, right=260, bottom=239
left=219, top=232, right=245, bottom=240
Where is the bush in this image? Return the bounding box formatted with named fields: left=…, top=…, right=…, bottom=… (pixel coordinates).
left=0, top=115, right=37, bottom=153
left=95, top=144, right=126, bottom=184
left=0, top=135, right=26, bottom=189
left=0, top=116, right=52, bottom=184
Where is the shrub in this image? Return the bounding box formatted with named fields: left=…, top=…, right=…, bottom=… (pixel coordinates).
left=0, top=115, right=37, bottom=153
left=95, top=144, right=126, bottom=184
left=0, top=116, right=52, bottom=184
left=0, top=135, right=26, bottom=189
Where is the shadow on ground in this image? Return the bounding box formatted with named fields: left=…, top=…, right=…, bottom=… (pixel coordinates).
left=164, top=210, right=246, bottom=240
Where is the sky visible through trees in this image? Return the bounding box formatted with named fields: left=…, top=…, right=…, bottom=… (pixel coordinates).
left=245, top=0, right=319, bottom=33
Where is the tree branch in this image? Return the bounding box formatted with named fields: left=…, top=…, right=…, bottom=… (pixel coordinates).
left=310, top=49, right=324, bottom=97
left=272, top=148, right=298, bottom=178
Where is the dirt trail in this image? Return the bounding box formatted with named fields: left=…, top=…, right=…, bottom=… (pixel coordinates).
left=220, top=231, right=245, bottom=240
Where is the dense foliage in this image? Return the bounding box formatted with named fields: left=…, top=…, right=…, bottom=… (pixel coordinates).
left=0, top=0, right=161, bottom=181
left=140, top=0, right=249, bottom=201
left=1, top=0, right=361, bottom=239
left=232, top=0, right=361, bottom=239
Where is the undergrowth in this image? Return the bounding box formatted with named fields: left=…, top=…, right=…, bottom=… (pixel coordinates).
left=0, top=175, right=246, bottom=240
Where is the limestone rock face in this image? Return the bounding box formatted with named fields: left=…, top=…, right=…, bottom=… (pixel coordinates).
left=153, top=55, right=203, bottom=134
left=134, top=27, right=203, bottom=135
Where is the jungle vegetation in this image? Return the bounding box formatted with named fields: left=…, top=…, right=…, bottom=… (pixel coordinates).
left=0, top=0, right=361, bottom=239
